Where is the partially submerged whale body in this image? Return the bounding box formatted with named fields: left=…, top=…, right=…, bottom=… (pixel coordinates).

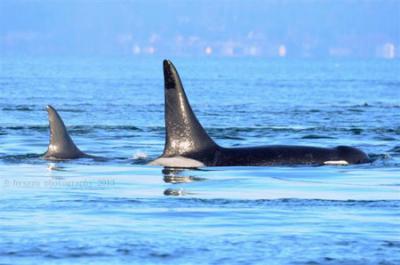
left=150, top=60, right=369, bottom=168
left=44, top=105, right=90, bottom=160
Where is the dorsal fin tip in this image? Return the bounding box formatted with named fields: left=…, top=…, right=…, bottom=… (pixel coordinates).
left=163, top=59, right=171, bottom=66
left=163, top=59, right=182, bottom=91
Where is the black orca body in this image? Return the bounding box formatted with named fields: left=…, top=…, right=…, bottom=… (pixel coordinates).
left=150, top=60, right=369, bottom=168
left=44, top=105, right=92, bottom=160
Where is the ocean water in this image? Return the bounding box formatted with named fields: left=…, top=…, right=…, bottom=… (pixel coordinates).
left=0, top=57, right=399, bottom=265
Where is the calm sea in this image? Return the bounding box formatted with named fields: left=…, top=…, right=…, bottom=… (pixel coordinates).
left=0, top=57, right=399, bottom=265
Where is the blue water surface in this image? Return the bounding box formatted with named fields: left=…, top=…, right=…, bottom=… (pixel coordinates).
left=0, top=57, right=399, bottom=265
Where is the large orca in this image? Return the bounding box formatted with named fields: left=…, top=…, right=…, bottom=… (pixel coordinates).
left=150, top=60, right=369, bottom=168
left=44, top=105, right=91, bottom=160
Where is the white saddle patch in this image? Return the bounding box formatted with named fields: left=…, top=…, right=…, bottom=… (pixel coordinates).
left=148, top=156, right=205, bottom=168
left=324, top=160, right=349, bottom=165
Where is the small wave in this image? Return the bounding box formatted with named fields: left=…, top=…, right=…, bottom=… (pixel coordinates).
left=1, top=105, right=86, bottom=113
left=1, top=125, right=48, bottom=132
left=0, top=125, right=141, bottom=133
left=347, top=108, right=364, bottom=113
left=51, top=197, right=400, bottom=208
left=47, top=197, right=399, bottom=209
left=0, top=153, right=43, bottom=162
left=389, top=145, right=400, bottom=153
left=349, top=128, right=363, bottom=135
left=70, top=125, right=141, bottom=133
left=51, top=108, right=86, bottom=113
left=0, top=247, right=46, bottom=257
left=161, top=198, right=400, bottom=209
left=301, top=134, right=336, bottom=139
left=54, top=198, right=142, bottom=205
left=368, top=153, right=392, bottom=161
left=383, top=240, right=400, bottom=248
left=202, top=126, right=374, bottom=135
left=219, top=135, right=246, bottom=140
left=2, top=105, right=35, bottom=111
left=350, top=102, right=400, bottom=109
left=132, top=151, right=148, bottom=160
left=0, top=247, right=111, bottom=259
left=374, top=136, right=397, bottom=141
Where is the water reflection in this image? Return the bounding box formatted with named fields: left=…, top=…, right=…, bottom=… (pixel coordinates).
left=47, top=162, right=67, bottom=172
left=162, top=167, right=207, bottom=184
left=162, top=167, right=206, bottom=196
left=163, top=188, right=189, bottom=196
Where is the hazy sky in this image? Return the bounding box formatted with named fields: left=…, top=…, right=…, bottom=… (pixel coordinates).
left=0, top=0, right=399, bottom=58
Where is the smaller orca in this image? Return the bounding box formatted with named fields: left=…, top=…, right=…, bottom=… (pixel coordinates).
left=150, top=60, right=369, bottom=168
left=44, top=105, right=92, bottom=160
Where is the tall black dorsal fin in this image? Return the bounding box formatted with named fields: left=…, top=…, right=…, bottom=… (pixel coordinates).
left=162, top=60, right=218, bottom=157
left=44, top=105, right=85, bottom=159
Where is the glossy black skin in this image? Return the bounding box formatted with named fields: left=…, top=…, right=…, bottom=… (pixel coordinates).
left=175, top=145, right=369, bottom=167
left=159, top=60, right=370, bottom=167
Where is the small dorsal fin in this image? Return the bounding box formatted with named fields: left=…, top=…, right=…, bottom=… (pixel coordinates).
left=162, top=60, right=218, bottom=157
left=44, top=105, right=84, bottom=159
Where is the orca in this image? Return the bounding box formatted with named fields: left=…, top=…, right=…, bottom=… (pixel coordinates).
left=150, top=60, right=369, bottom=168
left=44, top=105, right=91, bottom=160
